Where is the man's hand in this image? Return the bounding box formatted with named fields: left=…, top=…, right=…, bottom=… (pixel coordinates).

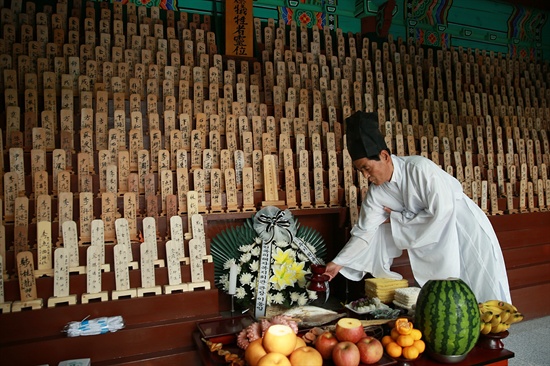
left=324, top=262, right=343, bottom=281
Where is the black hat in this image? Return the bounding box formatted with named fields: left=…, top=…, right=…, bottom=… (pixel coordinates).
left=345, top=111, right=388, bottom=161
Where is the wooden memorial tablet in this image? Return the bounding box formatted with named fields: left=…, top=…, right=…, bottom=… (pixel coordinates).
left=115, top=218, right=138, bottom=270
left=123, top=193, right=138, bottom=242
left=129, top=128, right=143, bottom=172
left=209, top=168, right=223, bottom=213
left=0, top=255, right=11, bottom=312
left=59, top=221, right=82, bottom=276
left=160, top=169, right=173, bottom=215
left=137, top=240, right=162, bottom=297
left=12, top=252, right=43, bottom=311
left=185, top=191, right=199, bottom=240
left=101, top=192, right=117, bottom=243
left=3, top=172, right=19, bottom=223
left=141, top=216, right=163, bottom=268
left=90, top=219, right=110, bottom=273
left=9, top=147, right=25, bottom=195
left=313, top=167, right=327, bottom=208
left=34, top=221, right=54, bottom=278
left=163, top=240, right=188, bottom=294
left=490, top=183, right=503, bottom=215
left=170, top=215, right=189, bottom=265
left=191, top=214, right=212, bottom=262
left=328, top=167, right=339, bottom=207
left=111, top=243, right=137, bottom=300
left=242, top=166, right=256, bottom=211
left=76, top=191, right=94, bottom=245
left=81, top=245, right=109, bottom=303
left=527, top=181, right=536, bottom=212
left=299, top=166, right=313, bottom=209
left=47, top=247, right=77, bottom=308
left=222, top=168, right=238, bottom=212
left=537, top=179, right=546, bottom=212
left=261, top=154, right=285, bottom=207
left=187, top=238, right=211, bottom=291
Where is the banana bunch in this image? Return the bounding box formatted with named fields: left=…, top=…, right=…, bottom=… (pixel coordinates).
left=478, top=300, right=524, bottom=335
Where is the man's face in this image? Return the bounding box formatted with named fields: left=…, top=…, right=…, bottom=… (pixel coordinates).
left=353, top=151, right=393, bottom=185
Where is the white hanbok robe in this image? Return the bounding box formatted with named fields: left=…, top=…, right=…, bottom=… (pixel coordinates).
left=334, top=155, right=511, bottom=303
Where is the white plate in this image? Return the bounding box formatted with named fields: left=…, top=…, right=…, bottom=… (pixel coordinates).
left=345, top=302, right=391, bottom=315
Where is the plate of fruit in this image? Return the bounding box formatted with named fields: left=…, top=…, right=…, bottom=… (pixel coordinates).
left=346, top=297, right=392, bottom=315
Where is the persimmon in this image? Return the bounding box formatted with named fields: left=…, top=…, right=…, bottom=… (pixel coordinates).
left=402, top=345, right=420, bottom=360
left=410, top=328, right=422, bottom=341
left=413, top=339, right=426, bottom=353
left=395, top=318, right=413, bottom=335
left=385, top=341, right=402, bottom=358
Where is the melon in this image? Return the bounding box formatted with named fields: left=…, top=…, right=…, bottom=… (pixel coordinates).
left=414, top=278, right=480, bottom=357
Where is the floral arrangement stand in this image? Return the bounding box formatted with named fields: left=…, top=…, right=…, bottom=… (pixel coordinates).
left=211, top=206, right=328, bottom=319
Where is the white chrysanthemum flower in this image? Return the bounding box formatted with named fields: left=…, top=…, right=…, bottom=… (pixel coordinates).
left=239, top=272, right=253, bottom=285
left=239, top=244, right=253, bottom=253
left=240, top=252, right=252, bottom=263
left=235, top=287, right=247, bottom=299
left=271, top=292, right=285, bottom=304
left=307, top=290, right=318, bottom=300
left=251, top=246, right=261, bottom=256
left=274, top=240, right=290, bottom=248
left=290, top=292, right=301, bottom=303
left=297, top=293, right=309, bottom=306
left=249, top=260, right=259, bottom=272
left=220, top=274, right=229, bottom=290
left=223, top=259, right=235, bottom=269
left=297, top=252, right=309, bottom=262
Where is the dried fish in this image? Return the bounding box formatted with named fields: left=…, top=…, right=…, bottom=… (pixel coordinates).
left=281, top=306, right=345, bottom=327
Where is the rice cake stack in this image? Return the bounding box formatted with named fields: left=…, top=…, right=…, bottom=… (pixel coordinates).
left=364, top=278, right=409, bottom=303
left=393, top=287, right=421, bottom=310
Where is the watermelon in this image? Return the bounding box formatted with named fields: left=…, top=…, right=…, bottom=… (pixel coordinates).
left=414, top=278, right=480, bottom=357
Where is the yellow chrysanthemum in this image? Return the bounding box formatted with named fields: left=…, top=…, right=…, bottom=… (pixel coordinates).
left=270, top=264, right=297, bottom=290
left=272, top=248, right=294, bottom=265
left=290, top=261, right=307, bottom=285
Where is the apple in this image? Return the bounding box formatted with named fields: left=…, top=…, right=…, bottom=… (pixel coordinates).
left=335, top=317, right=366, bottom=343
left=356, top=336, right=384, bottom=364
left=244, top=338, right=267, bottom=366
left=263, top=324, right=297, bottom=356
left=257, top=352, right=292, bottom=366
left=332, top=341, right=361, bottom=366
left=289, top=346, right=323, bottom=366
left=314, top=331, right=339, bottom=359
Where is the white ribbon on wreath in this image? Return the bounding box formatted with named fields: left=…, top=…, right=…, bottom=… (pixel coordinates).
left=252, top=206, right=328, bottom=318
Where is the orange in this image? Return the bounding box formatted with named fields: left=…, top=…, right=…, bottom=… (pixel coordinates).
left=402, top=345, right=420, bottom=360
left=410, top=329, right=422, bottom=341
left=395, top=318, right=413, bottom=335
left=385, top=341, right=402, bottom=358
left=396, top=334, right=414, bottom=348
left=390, top=328, right=400, bottom=340
left=381, top=335, right=393, bottom=347
left=413, top=340, right=426, bottom=353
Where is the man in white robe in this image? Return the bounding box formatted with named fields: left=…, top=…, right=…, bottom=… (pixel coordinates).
left=324, top=111, right=511, bottom=303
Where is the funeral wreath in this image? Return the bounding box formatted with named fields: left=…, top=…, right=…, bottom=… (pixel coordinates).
left=211, top=206, right=327, bottom=315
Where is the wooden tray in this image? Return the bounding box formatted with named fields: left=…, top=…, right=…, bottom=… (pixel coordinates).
left=195, top=316, right=397, bottom=366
